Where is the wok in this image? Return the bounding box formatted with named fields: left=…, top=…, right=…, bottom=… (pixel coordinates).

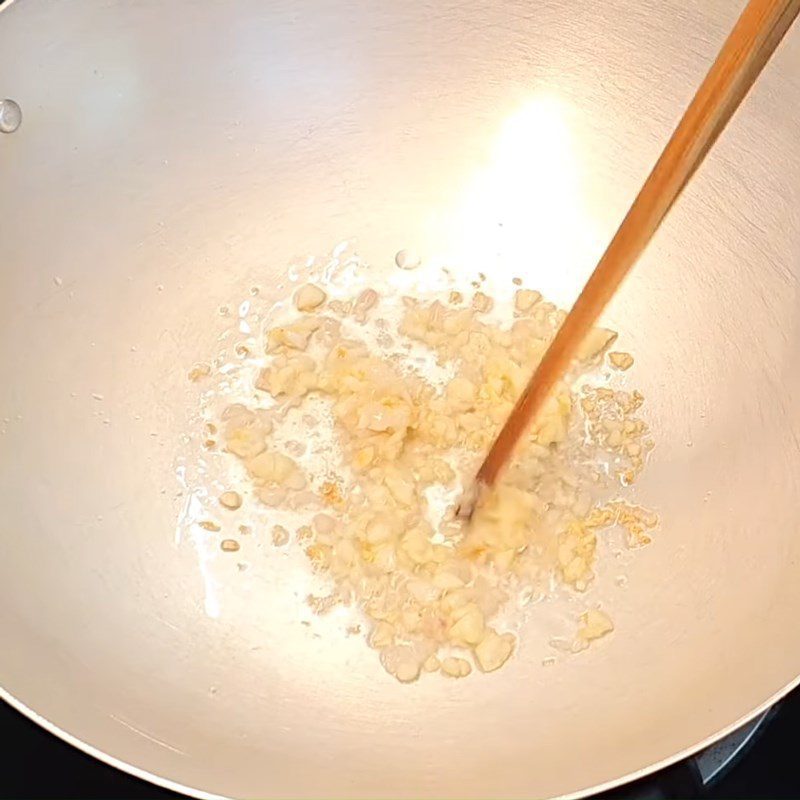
left=1, top=0, right=799, bottom=797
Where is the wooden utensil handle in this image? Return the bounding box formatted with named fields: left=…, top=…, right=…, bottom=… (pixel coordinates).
left=475, top=0, right=800, bottom=490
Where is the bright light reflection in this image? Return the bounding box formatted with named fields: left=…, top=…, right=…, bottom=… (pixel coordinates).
left=443, top=93, right=601, bottom=303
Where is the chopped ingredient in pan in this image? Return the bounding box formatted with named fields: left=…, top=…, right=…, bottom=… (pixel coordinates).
left=218, top=491, right=243, bottom=510
left=608, top=351, right=635, bottom=371
left=578, top=609, right=614, bottom=643
left=188, top=362, right=212, bottom=382
left=190, top=257, right=656, bottom=682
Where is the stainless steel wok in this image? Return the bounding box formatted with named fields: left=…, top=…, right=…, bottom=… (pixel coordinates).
left=1, top=1, right=799, bottom=797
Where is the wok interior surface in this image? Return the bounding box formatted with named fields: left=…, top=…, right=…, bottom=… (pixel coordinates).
left=1, top=1, right=799, bottom=797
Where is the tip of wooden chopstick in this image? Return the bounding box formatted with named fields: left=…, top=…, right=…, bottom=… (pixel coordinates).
left=455, top=480, right=484, bottom=522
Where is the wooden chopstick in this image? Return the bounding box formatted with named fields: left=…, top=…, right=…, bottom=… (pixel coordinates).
left=461, top=0, right=800, bottom=515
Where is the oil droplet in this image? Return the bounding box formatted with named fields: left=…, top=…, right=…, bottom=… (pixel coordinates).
left=395, top=249, right=421, bottom=270
left=0, top=99, right=22, bottom=134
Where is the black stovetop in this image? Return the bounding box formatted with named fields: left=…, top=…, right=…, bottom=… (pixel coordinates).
left=1, top=687, right=798, bottom=799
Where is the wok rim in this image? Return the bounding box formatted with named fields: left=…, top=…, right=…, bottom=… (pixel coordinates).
left=2, top=673, right=799, bottom=799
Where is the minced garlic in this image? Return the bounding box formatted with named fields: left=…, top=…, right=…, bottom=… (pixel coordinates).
left=211, top=271, right=656, bottom=681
